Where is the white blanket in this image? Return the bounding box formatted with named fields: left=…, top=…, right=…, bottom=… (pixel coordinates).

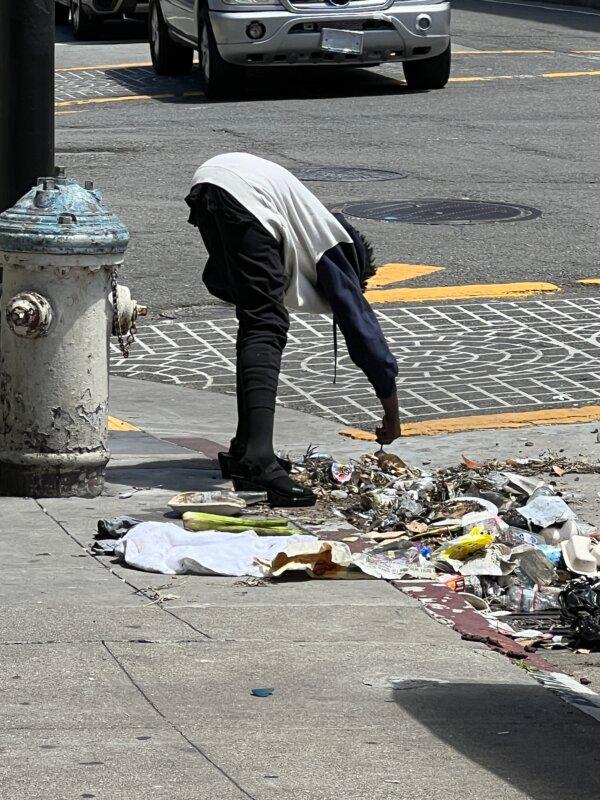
left=114, top=522, right=349, bottom=577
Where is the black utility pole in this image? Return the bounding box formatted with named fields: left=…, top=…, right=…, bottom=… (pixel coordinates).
left=0, top=0, right=55, bottom=213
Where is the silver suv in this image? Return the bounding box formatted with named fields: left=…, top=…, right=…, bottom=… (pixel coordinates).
left=148, top=0, right=450, bottom=99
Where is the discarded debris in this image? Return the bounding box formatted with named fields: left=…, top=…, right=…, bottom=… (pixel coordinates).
left=90, top=444, right=600, bottom=658
left=168, top=490, right=268, bottom=516
left=289, top=447, right=600, bottom=649
left=251, top=688, right=274, bottom=697
left=183, top=511, right=297, bottom=536
left=560, top=577, right=600, bottom=643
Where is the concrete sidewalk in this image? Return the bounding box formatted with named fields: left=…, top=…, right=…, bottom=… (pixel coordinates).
left=3, top=377, right=600, bottom=799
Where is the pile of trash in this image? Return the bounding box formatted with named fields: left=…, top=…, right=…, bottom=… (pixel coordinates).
left=290, top=449, right=600, bottom=647
left=93, top=449, right=600, bottom=649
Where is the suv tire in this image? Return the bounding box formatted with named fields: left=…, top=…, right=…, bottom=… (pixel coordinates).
left=198, top=6, right=245, bottom=100
left=55, top=2, right=70, bottom=24
left=149, top=0, right=194, bottom=75
left=403, top=44, right=451, bottom=91
left=70, top=0, right=102, bottom=40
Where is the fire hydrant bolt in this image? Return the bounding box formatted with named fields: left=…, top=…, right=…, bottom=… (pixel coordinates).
left=6, top=292, right=53, bottom=338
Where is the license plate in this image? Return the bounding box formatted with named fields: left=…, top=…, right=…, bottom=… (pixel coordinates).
left=320, top=28, right=364, bottom=55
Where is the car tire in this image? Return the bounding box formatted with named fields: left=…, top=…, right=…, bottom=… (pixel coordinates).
left=403, top=44, right=451, bottom=91
left=70, top=0, right=102, bottom=40
left=149, top=0, right=194, bottom=76
left=198, top=6, right=245, bottom=100
left=55, top=2, right=70, bottom=25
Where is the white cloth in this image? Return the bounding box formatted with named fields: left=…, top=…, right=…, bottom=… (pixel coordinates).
left=114, top=522, right=326, bottom=577
left=191, top=152, right=353, bottom=314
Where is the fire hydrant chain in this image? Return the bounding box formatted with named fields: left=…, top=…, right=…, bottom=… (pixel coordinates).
left=111, top=267, right=137, bottom=359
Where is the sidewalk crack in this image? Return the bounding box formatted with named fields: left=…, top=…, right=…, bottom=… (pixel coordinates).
left=33, top=500, right=213, bottom=641
left=102, top=641, right=257, bottom=800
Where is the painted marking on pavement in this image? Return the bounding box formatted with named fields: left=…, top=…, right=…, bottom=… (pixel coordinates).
left=54, top=66, right=600, bottom=111
left=453, top=49, right=553, bottom=55
left=56, top=61, right=153, bottom=72
left=55, top=93, right=176, bottom=108
left=340, top=405, right=600, bottom=439
left=366, top=282, right=559, bottom=305
left=367, top=263, right=444, bottom=289
left=448, top=70, right=600, bottom=84
left=108, top=416, right=140, bottom=432
left=544, top=69, right=600, bottom=78
left=55, top=49, right=595, bottom=74
left=578, top=279, right=600, bottom=285
left=365, top=265, right=559, bottom=305
left=449, top=75, right=521, bottom=83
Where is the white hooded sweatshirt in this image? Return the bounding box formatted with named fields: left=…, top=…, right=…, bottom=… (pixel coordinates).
left=190, top=152, right=353, bottom=314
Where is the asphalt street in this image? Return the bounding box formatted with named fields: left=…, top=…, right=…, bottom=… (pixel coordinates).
left=53, top=2, right=600, bottom=427
left=55, top=1, right=600, bottom=311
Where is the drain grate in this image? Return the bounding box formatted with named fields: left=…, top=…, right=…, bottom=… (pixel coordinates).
left=339, top=198, right=541, bottom=224
left=292, top=165, right=406, bottom=182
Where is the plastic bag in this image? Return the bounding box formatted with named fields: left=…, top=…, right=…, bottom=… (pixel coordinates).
left=433, top=525, right=494, bottom=562
left=503, top=585, right=561, bottom=612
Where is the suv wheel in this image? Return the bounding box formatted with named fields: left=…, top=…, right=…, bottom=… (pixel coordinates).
left=70, top=0, right=102, bottom=40
left=55, top=2, right=70, bottom=24
left=149, top=0, right=193, bottom=75
left=403, top=44, right=451, bottom=91
left=198, top=6, right=244, bottom=100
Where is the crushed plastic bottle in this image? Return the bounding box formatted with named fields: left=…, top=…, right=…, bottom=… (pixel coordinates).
left=503, top=585, right=561, bottom=612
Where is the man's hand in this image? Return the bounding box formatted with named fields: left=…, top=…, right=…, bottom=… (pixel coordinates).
left=376, top=392, right=401, bottom=445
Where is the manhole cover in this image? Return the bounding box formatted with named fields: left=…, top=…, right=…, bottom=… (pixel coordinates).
left=339, top=198, right=541, bottom=224
left=292, top=165, right=406, bottom=182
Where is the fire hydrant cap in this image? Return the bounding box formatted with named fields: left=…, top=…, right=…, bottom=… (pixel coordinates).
left=0, top=177, right=130, bottom=256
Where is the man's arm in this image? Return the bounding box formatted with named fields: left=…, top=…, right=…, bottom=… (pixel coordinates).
left=316, top=246, right=400, bottom=443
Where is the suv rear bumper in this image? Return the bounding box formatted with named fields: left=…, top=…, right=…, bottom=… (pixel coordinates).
left=210, top=2, right=450, bottom=66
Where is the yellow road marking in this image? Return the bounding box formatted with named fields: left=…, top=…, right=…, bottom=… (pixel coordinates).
left=453, top=49, right=553, bottom=55
left=367, top=263, right=443, bottom=289
left=544, top=69, right=600, bottom=78
left=54, top=49, right=586, bottom=73
left=577, top=278, right=600, bottom=285
left=449, top=75, right=518, bottom=83
left=448, top=69, right=600, bottom=85
left=363, top=263, right=558, bottom=304
left=366, top=282, right=559, bottom=304
left=54, top=68, right=600, bottom=110
left=108, top=416, right=140, bottom=432
left=340, top=405, right=600, bottom=439
left=56, top=61, right=153, bottom=73
left=55, top=93, right=176, bottom=108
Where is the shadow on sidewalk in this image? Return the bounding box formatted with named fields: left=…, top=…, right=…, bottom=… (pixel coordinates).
left=106, top=457, right=220, bottom=492
left=393, top=678, right=600, bottom=798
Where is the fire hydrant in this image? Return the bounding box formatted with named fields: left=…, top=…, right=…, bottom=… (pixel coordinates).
left=0, top=170, right=145, bottom=498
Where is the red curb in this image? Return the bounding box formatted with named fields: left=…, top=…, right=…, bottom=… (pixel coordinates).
left=395, top=582, right=558, bottom=672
